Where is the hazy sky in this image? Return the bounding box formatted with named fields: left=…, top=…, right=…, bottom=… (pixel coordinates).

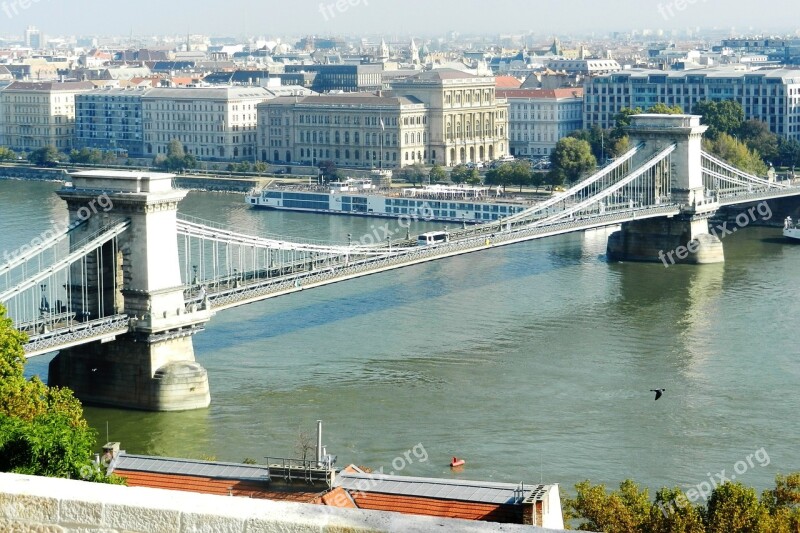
left=1, top=0, right=798, bottom=38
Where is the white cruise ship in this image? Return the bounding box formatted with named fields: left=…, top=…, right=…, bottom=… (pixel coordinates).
left=246, top=179, right=533, bottom=223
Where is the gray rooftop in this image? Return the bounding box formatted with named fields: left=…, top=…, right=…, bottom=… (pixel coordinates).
left=336, top=471, right=552, bottom=505
left=595, top=67, right=800, bottom=83
left=112, top=453, right=270, bottom=482
left=142, top=86, right=271, bottom=100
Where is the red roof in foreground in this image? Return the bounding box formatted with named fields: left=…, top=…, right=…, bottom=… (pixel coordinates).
left=116, top=470, right=322, bottom=502
left=347, top=491, right=524, bottom=523
left=495, top=75, right=523, bottom=88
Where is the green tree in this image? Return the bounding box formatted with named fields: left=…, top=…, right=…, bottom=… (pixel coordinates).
left=738, top=120, right=779, bottom=163
left=449, top=164, right=472, bottom=184
left=155, top=139, right=197, bottom=172
left=394, top=163, right=428, bottom=186
left=484, top=163, right=513, bottom=189
left=649, top=487, right=706, bottom=533
left=704, top=482, right=771, bottom=533
left=508, top=160, right=532, bottom=191
left=545, top=168, right=566, bottom=190
left=551, top=137, right=597, bottom=183
left=704, top=133, right=768, bottom=176
left=565, top=479, right=651, bottom=533
left=0, top=147, right=17, bottom=161
left=253, top=161, right=268, bottom=173
left=693, top=100, right=745, bottom=139
left=465, top=169, right=482, bottom=186
left=28, top=145, right=62, bottom=167
left=647, top=103, right=684, bottom=115
left=428, top=163, right=447, bottom=184
left=318, top=160, right=339, bottom=182
left=777, top=139, right=800, bottom=170
left=0, top=304, right=122, bottom=483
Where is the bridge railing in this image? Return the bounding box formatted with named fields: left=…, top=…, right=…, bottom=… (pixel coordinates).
left=199, top=204, right=681, bottom=310
left=22, top=314, right=130, bottom=357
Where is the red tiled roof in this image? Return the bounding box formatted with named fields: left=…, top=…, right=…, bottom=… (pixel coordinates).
left=495, top=76, right=523, bottom=88
left=349, top=492, right=523, bottom=523
left=318, top=487, right=358, bottom=508
left=497, top=88, right=584, bottom=100
left=115, top=470, right=322, bottom=502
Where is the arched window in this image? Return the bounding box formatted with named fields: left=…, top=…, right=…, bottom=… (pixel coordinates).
left=335, top=131, right=340, bottom=143
left=404, top=133, right=409, bottom=144
left=355, top=150, right=360, bottom=160
left=345, top=149, right=350, bottom=159
left=345, top=132, right=350, bottom=144
left=354, top=132, right=360, bottom=144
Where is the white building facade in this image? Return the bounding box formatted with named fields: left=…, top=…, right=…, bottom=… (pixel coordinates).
left=584, top=68, right=800, bottom=141
left=500, top=88, right=584, bottom=157
left=142, top=86, right=271, bottom=161
left=0, top=81, right=95, bottom=152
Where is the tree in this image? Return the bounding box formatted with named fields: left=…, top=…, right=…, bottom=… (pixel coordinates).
left=155, top=139, right=197, bottom=172
left=508, top=160, right=532, bottom=191
left=449, top=164, right=472, bottom=184
left=565, top=476, right=800, bottom=533
left=0, top=147, right=17, bottom=161
left=484, top=163, right=513, bottom=189
left=393, top=163, right=427, bottom=186
left=704, top=482, right=771, bottom=533
left=253, top=161, right=268, bottom=173
left=294, top=426, right=315, bottom=463
left=28, top=145, right=62, bottom=167
left=428, top=163, right=447, bottom=184
left=738, top=120, right=779, bottom=163
left=704, top=133, right=768, bottom=176
left=647, top=103, right=684, bottom=115
left=777, top=139, right=800, bottom=170
left=551, top=137, right=597, bottom=183
left=565, top=479, right=651, bottom=533
left=318, top=160, right=339, bottom=182
left=0, top=304, right=121, bottom=483
left=692, top=100, right=744, bottom=139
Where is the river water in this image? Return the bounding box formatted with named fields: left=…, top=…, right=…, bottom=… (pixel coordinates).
left=2, top=178, right=798, bottom=495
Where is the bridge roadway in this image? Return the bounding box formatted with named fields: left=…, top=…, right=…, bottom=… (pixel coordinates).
left=18, top=185, right=800, bottom=357
left=197, top=204, right=683, bottom=312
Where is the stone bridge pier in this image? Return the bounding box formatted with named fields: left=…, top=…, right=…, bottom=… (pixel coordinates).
left=48, top=171, right=212, bottom=411
left=607, top=115, right=725, bottom=265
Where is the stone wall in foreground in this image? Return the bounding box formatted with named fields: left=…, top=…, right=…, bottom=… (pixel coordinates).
left=0, top=473, right=570, bottom=533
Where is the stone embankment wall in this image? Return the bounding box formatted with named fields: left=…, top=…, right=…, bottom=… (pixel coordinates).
left=0, top=473, right=568, bottom=533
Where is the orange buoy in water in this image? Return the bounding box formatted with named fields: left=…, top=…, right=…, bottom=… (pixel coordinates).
left=450, top=457, right=465, bottom=468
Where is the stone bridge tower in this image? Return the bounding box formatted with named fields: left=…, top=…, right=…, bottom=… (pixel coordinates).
left=49, top=171, right=212, bottom=411
left=607, top=114, right=725, bottom=265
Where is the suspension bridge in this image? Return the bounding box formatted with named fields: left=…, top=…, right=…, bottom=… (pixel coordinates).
left=2, top=114, right=799, bottom=411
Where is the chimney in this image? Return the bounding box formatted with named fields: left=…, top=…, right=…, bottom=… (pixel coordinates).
left=316, top=420, right=323, bottom=466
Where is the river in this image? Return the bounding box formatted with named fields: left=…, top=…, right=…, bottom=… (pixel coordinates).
left=2, top=178, right=798, bottom=495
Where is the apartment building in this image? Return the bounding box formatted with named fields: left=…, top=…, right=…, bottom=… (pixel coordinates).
left=499, top=88, right=584, bottom=157
left=257, top=69, right=509, bottom=168
left=391, top=69, right=509, bottom=166
left=142, top=86, right=271, bottom=160
left=0, top=81, right=95, bottom=152
left=584, top=68, right=800, bottom=141
left=75, top=88, right=149, bottom=157
left=258, top=93, right=428, bottom=168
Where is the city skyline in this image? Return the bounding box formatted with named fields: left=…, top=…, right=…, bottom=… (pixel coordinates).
left=0, top=0, right=799, bottom=39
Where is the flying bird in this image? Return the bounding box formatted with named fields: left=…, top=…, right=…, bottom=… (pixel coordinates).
left=650, top=388, right=666, bottom=401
